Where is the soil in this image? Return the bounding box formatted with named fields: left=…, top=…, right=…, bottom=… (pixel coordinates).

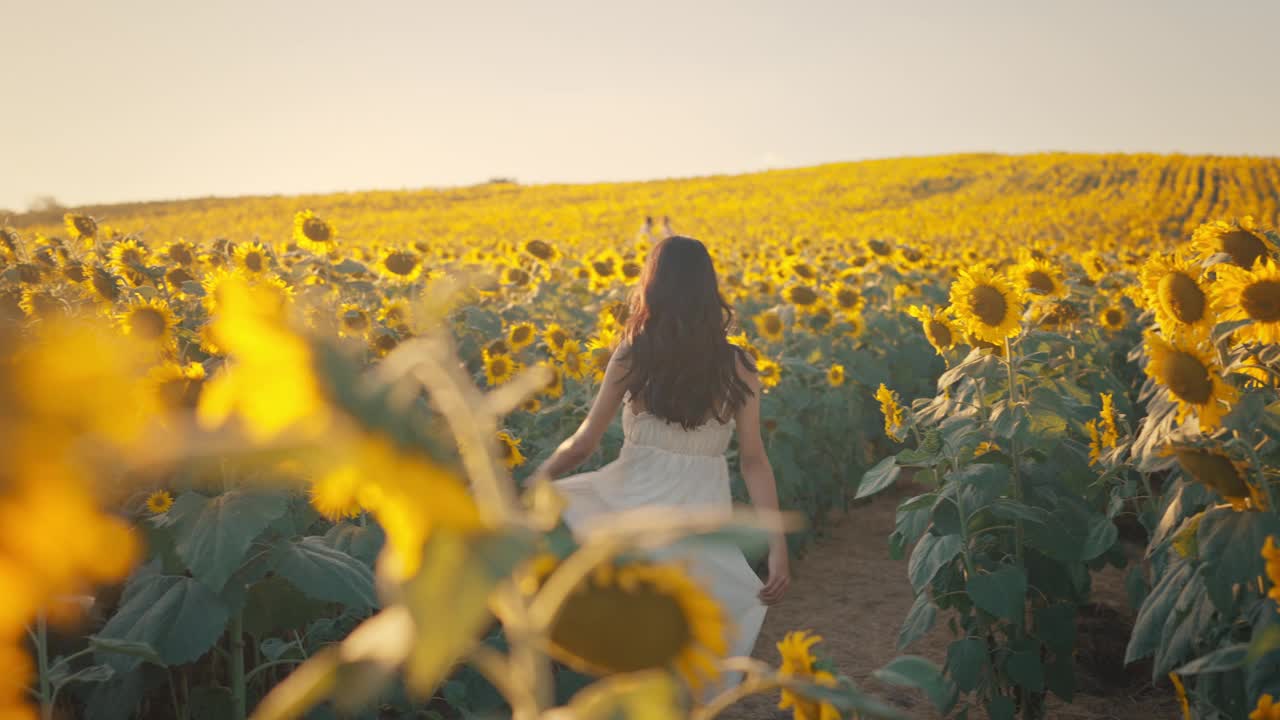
left=725, top=482, right=1181, bottom=720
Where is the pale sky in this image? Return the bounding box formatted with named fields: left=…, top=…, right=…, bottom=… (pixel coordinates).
left=4, top=0, right=1278, bottom=211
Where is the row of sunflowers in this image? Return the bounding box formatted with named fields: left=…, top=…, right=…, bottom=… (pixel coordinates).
left=3, top=153, right=1280, bottom=719
left=862, top=214, right=1280, bottom=719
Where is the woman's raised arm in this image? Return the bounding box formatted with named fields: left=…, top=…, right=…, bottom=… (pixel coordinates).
left=534, top=344, right=630, bottom=479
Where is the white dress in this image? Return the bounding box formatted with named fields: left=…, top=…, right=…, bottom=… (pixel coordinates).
left=553, top=402, right=768, bottom=686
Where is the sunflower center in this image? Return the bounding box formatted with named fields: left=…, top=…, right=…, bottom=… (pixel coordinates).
left=73, top=216, right=97, bottom=236
left=166, top=267, right=193, bottom=288
left=492, top=358, right=509, bottom=376
left=244, top=251, right=264, bottom=272
left=928, top=319, right=953, bottom=347
left=765, top=315, right=782, bottom=334
left=868, top=239, right=893, bottom=257
left=1175, top=449, right=1246, bottom=496
left=1104, top=308, right=1124, bottom=327
left=550, top=581, right=692, bottom=673
left=836, top=288, right=860, bottom=309
left=1026, top=270, right=1055, bottom=294
left=525, top=239, right=554, bottom=260
left=788, top=286, right=819, bottom=305
left=549, top=330, right=567, bottom=347
left=92, top=269, right=121, bottom=301
left=120, top=249, right=143, bottom=266
left=169, top=245, right=194, bottom=265
left=1158, top=272, right=1206, bottom=325
left=131, top=307, right=168, bottom=339
left=1241, top=280, right=1280, bottom=322
left=1220, top=230, right=1266, bottom=268
left=793, top=263, right=816, bottom=280
left=621, top=261, right=641, bottom=279
left=1164, top=351, right=1212, bottom=404
left=303, top=217, right=333, bottom=243
left=505, top=268, right=531, bottom=286
left=384, top=252, right=418, bottom=276
left=511, top=326, right=532, bottom=343
left=969, top=285, right=1009, bottom=326
left=343, top=311, right=369, bottom=331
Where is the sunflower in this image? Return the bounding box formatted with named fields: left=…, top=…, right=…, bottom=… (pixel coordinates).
left=1191, top=216, right=1274, bottom=269
left=63, top=213, right=98, bottom=241
left=1080, top=250, right=1111, bottom=284
left=485, top=352, right=518, bottom=386
left=540, top=363, right=565, bottom=399
left=906, top=305, right=958, bottom=355
left=588, top=249, right=622, bottom=290
left=337, top=303, right=371, bottom=338
left=292, top=210, right=336, bottom=253
left=502, top=264, right=533, bottom=289
left=1173, top=446, right=1259, bottom=510
left=867, top=238, right=894, bottom=258
left=1099, top=392, right=1120, bottom=448
left=145, top=490, right=174, bottom=515
left=18, top=288, right=64, bottom=319
left=1140, top=253, right=1213, bottom=336
left=1099, top=304, right=1128, bottom=331
left=757, top=357, right=782, bottom=388
left=782, top=284, right=821, bottom=310
left=309, top=466, right=364, bottom=521
left=497, top=430, right=525, bottom=468
left=1263, top=538, right=1280, bottom=604
left=947, top=267, right=1023, bottom=345
left=1211, top=259, right=1280, bottom=345
left=149, top=361, right=206, bottom=409
left=82, top=264, right=123, bottom=304
left=826, top=364, right=845, bottom=387
left=585, top=334, right=615, bottom=383
left=507, top=322, right=537, bottom=352
left=108, top=238, right=151, bottom=286
left=370, top=329, right=401, bottom=357
left=1143, top=331, right=1238, bottom=430
left=1013, top=257, right=1068, bottom=299
left=522, top=238, right=560, bottom=263
left=521, top=396, right=542, bottom=414
left=230, top=241, right=271, bottom=275
left=375, top=248, right=423, bottom=283
left=164, top=240, right=197, bottom=267
left=754, top=310, right=785, bottom=343
left=776, top=630, right=841, bottom=720
left=824, top=281, right=865, bottom=316
left=560, top=340, right=587, bottom=380
left=876, top=384, right=905, bottom=442
left=547, top=559, right=728, bottom=692
left=377, top=298, right=413, bottom=332
left=1254, top=693, right=1280, bottom=720
left=119, top=297, right=177, bottom=344
left=544, top=323, right=572, bottom=357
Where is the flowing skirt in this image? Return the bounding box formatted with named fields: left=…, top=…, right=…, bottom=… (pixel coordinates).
left=553, top=445, right=769, bottom=692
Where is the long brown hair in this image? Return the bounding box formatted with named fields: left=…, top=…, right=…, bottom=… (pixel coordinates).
left=619, top=236, right=754, bottom=429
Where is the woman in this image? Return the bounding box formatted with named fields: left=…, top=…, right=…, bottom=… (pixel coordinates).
left=536, top=235, right=790, bottom=681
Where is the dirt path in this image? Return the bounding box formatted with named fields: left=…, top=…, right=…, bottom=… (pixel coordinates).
left=725, top=484, right=1179, bottom=720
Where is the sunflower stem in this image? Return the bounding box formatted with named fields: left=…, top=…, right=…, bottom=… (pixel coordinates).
left=1003, top=338, right=1027, bottom=634
left=36, top=611, right=51, bottom=720
left=229, top=610, right=246, bottom=720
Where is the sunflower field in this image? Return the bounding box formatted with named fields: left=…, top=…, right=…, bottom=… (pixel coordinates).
left=3, top=152, right=1280, bottom=720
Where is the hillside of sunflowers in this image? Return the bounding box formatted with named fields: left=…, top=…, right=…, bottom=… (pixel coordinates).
left=4, top=151, right=1280, bottom=719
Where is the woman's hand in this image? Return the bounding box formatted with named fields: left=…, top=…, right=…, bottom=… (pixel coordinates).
left=759, top=541, right=791, bottom=605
